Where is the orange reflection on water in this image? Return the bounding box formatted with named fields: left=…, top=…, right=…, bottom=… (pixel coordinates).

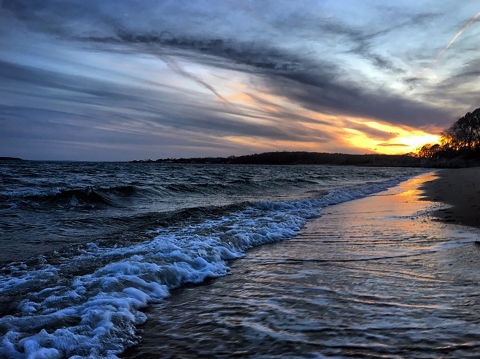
left=341, top=173, right=441, bottom=240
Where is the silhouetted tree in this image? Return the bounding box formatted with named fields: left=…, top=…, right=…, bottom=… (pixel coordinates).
left=446, top=109, right=480, bottom=151
left=418, top=143, right=441, bottom=158
left=419, top=107, right=480, bottom=160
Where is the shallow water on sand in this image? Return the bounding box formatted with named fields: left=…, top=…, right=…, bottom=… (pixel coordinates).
left=123, top=174, right=480, bottom=358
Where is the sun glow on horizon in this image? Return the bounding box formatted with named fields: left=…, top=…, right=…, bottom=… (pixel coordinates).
left=344, top=119, right=440, bottom=154
left=215, top=78, right=442, bottom=156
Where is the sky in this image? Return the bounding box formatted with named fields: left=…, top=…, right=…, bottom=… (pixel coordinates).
left=1, top=0, right=479, bottom=161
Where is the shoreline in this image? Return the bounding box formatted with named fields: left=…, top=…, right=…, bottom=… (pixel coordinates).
left=421, top=167, right=480, bottom=230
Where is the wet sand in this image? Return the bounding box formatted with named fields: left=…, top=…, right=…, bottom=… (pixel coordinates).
left=421, top=167, right=480, bottom=274
left=422, top=167, right=480, bottom=229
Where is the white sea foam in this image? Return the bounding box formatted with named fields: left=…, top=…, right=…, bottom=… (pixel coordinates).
left=0, top=176, right=411, bottom=358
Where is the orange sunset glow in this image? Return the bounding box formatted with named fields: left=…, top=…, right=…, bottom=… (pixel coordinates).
left=223, top=87, right=441, bottom=156
left=342, top=120, right=441, bottom=154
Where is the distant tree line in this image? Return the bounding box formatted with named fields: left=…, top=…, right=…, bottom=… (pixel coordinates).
left=0, top=157, right=23, bottom=161
left=225, top=151, right=418, bottom=166
left=135, top=151, right=421, bottom=167
left=418, top=107, right=480, bottom=160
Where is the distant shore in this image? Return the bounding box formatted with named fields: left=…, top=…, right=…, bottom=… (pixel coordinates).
left=0, top=157, right=23, bottom=161
left=132, top=151, right=426, bottom=167
left=132, top=151, right=480, bottom=168
left=422, top=168, right=480, bottom=229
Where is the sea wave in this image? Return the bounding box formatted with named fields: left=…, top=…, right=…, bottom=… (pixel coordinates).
left=0, top=176, right=408, bottom=358
left=0, top=185, right=139, bottom=209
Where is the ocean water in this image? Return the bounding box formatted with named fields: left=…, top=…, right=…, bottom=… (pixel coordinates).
left=0, top=162, right=478, bottom=358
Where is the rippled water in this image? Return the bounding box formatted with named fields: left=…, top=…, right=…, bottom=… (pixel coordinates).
left=0, top=162, right=418, bottom=264
left=123, top=174, right=480, bottom=358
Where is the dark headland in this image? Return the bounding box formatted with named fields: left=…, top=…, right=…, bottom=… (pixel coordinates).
left=132, top=151, right=428, bottom=167
left=0, top=157, right=23, bottom=161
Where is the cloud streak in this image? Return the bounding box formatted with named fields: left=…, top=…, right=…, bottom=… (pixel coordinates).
left=160, top=55, right=231, bottom=106
left=433, top=10, right=480, bottom=64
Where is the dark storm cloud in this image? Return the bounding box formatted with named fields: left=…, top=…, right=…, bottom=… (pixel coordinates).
left=82, top=28, right=455, bottom=129
left=0, top=0, right=119, bottom=36
left=265, top=74, right=453, bottom=128
left=92, top=30, right=305, bottom=76
left=2, top=0, right=454, bottom=129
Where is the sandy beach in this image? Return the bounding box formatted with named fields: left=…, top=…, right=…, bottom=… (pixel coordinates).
left=422, top=167, right=480, bottom=229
